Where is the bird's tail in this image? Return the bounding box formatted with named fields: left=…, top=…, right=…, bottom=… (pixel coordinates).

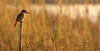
left=14, top=22, right=17, bottom=27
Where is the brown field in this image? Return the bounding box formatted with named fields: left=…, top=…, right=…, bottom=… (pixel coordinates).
left=0, top=0, right=100, bottom=51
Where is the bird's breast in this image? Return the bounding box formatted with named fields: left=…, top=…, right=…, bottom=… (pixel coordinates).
left=24, top=13, right=26, bottom=17
left=22, top=14, right=26, bottom=21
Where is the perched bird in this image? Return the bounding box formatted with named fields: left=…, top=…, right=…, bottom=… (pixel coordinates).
left=14, top=10, right=30, bottom=27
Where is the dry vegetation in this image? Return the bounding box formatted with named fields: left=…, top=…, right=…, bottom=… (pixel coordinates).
left=0, top=0, right=100, bottom=51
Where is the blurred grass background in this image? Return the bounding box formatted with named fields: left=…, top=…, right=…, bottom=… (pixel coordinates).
left=0, top=0, right=100, bottom=51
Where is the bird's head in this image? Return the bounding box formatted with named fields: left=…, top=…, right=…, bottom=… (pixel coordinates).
left=21, top=10, right=30, bottom=14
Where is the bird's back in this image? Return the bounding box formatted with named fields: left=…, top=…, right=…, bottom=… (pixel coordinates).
left=16, top=13, right=24, bottom=21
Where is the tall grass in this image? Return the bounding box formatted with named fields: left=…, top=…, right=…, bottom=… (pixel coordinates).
left=0, top=0, right=100, bottom=51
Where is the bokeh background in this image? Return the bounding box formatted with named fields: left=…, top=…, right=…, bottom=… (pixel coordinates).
left=0, top=0, right=100, bottom=51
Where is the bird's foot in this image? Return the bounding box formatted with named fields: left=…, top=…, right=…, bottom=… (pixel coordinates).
left=20, top=21, right=23, bottom=23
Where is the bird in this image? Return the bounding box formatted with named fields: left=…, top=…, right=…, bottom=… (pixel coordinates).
left=14, top=10, right=30, bottom=27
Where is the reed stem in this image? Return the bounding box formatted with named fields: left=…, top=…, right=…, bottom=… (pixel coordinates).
left=19, top=22, right=22, bottom=51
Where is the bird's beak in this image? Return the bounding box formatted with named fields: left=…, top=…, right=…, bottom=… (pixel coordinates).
left=27, top=12, right=31, bottom=14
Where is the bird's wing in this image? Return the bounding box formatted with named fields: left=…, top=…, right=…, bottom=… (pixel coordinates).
left=16, top=13, right=23, bottom=21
